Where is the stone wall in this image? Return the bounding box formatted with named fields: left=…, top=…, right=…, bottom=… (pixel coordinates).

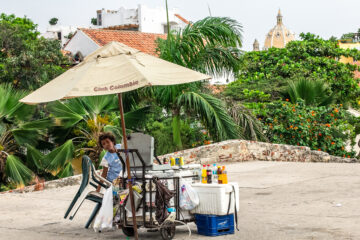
left=4, top=140, right=358, bottom=194
left=160, top=140, right=359, bottom=164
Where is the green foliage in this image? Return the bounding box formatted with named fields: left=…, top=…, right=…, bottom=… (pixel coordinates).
left=43, top=140, right=74, bottom=172
left=227, top=102, right=267, bottom=141
left=225, top=76, right=289, bottom=102
left=0, top=13, right=69, bottom=90
left=226, top=33, right=360, bottom=105
left=262, top=100, right=357, bottom=157
left=340, top=29, right=360, bottom=41
left=178, top=91, right=240, bottom=141
left=47, top=95, right=150, bottom=169
left=0, top=84, right=51, bottom=186
left=285, top=78, right=334, bottom=106
left=49, top=17, right=58, bottom=25
left=91, top=18, right=97, bottom=26
left=157, top=16, right=243, bottom=77
left=65, top=32, right=74, bottom=39
left=145, top=114, right=210, bottom=156
left=5, top=155, right=33, bottom=187
left=241, top=89, right=270, bottom=102
left=155, top=17, right=244, bottom=148
left=329, top=36, right=338, bottom=42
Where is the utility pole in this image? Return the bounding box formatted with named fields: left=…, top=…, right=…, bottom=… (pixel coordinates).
left=165, top=0, right=170, bottom=34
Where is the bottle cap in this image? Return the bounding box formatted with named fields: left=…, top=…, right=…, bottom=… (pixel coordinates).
left=167, top=207, right=176, bottom=212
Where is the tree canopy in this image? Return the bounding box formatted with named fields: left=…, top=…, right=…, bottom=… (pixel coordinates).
left=0, top=14, right=69, bottom=90
left=226, top=33, right=360, bottom=105
left=49, top=17, right=58, bottom=25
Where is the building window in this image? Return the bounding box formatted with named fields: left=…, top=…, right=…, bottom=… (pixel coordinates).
left=97, top=13, right=102, bottom=26
left=57, top=32, right=62, bottom=40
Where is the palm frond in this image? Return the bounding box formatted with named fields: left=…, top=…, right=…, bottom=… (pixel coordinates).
left=157, top=17, right=243, bottom=77
left=19, top=119, right=54, bottom=129
left=123, top=105, right=152, bottom=129
left=178, top=92, right=240, bottom=141
left=286, top=78, right=335, bottom=106
left=47, top=101, right=84, bottom=128
left=227, top=103, right=267, bottom=141
left=5, top=154, right=34, bottom=186
left=42, top=140, right=74, bottom=172
left=11, top=128, right=42, bottom=146
left=81, top=95, right=117, bottom=115
left=56, top=162, right=73, bottom=178
left=25, top=144, right=45, bottom=172
left=0, top=84, right=35, bottom=121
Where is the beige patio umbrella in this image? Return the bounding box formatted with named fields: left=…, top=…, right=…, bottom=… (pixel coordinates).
left=21, top=41, right=211, bottom=239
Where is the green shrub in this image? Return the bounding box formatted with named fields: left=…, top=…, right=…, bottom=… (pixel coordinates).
left=262, top=100, right=357, bottom=157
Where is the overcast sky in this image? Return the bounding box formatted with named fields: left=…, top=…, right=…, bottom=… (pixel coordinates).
left=2, top=0, right=360, bottom=50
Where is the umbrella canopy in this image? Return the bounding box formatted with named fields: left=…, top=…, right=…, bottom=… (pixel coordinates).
left=20, top=41, right=211, bottom=239
left=20, top=41, right=211, bottom=104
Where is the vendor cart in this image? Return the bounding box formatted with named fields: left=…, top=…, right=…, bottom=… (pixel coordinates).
left=115, top=149, right=199, bottom=240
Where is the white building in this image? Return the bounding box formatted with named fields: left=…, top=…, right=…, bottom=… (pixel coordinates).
left=64, top=29, right=166, bottom=62
left=41, top=25, right=77, bottom=46
left=96, top=4, right=189, bottom=34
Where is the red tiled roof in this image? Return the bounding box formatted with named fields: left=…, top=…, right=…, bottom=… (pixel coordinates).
left=80, top=29, right=166, bottom=56
left=102, top=24, right=139, bottom=31
left=174, top=14, right=190, bottom=24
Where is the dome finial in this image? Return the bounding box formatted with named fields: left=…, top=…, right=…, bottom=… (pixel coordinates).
left=277, top=8, right=283, bottom=25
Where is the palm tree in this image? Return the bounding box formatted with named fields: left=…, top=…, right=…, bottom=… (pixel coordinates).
left=44, top=94, right=150, bottom=176
left=227, top=101, right=267, bottom=142
left=286, top=78, right=335, bottom=106
left=0, top=84, right=50, bottom=187
left=155, top=17, right=243, bottom=148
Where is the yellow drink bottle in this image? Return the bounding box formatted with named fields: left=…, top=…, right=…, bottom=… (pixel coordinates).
left=217, top=166, right=222, bottom=184
left=201, top=165, right=207, bottom=184
left=170, top=157, right=175, bottom=166
left=222, top=166, right=228, bottom=184
left=179, top=157, right=184, bottom=166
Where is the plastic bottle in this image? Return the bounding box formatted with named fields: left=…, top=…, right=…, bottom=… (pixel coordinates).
left=222, top=166, right=228, bottom=184
left=201, top=165, right=207, bottom=184
left=212, top=164, right=218, bottom=184
left=175, top=157, right=180, bottom=166
left=207, top=164, right=212, bottom=184
left=217, top=166, right=222, bottom=184
left=170, top=157, right=175, bottom=166
left=179, top=157, right=184, bottom=167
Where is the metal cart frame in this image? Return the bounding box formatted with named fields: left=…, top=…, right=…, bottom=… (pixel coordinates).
left=115, top=149, right=198, bottom=239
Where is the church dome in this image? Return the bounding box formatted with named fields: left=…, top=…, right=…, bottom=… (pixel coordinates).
left=263, top=10, right=295, bottom=50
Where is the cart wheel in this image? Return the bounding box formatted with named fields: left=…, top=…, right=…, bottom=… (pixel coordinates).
left=122, top=227, right=135, bottom=237
left=160, top=222, right=176, bottom=240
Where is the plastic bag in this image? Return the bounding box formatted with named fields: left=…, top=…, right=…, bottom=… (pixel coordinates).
left=179, top=178, right=199, bottom=210
left=93, top=186, right=114, bottom=232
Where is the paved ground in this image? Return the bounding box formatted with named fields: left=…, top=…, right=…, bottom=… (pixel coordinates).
left=1, top=161, right=360, bottom=240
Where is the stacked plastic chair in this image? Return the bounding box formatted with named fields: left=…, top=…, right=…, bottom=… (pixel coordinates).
left=64, top=155, right=112, bottom=228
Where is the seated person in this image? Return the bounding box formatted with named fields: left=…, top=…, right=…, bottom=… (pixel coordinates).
left=97, top=132, right=122, bottom=192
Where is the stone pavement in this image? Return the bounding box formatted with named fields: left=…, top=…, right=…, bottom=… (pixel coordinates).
left=1, top=161, right=360, bottom=240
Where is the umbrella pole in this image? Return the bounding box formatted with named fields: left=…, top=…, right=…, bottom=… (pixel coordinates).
left=118, top=93, right=139, bottom=240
